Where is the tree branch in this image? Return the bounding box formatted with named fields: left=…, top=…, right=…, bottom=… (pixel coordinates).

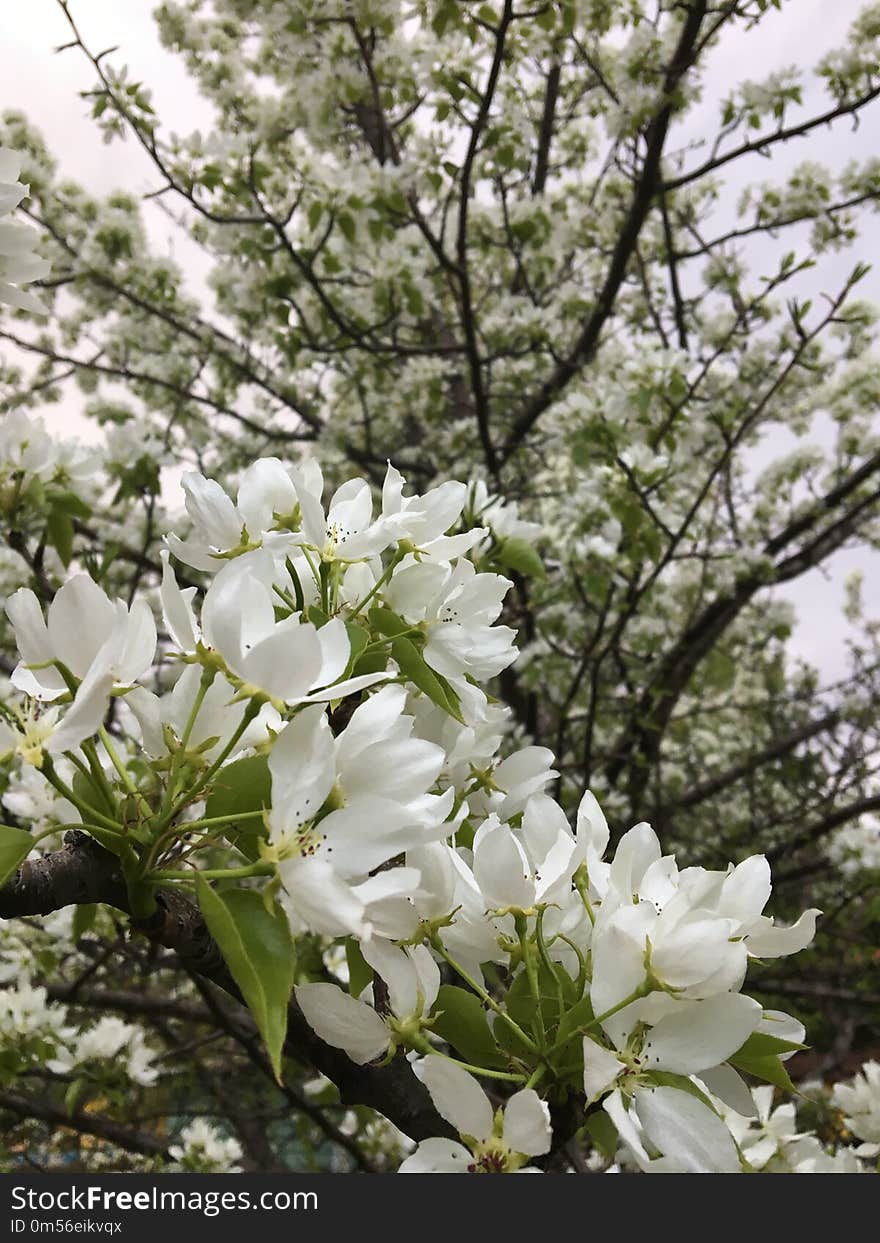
left=499, top=2, right=708, bottom=462
left=0, top=833, right=454, bottom=1144
left=0, top=1089, right=171, bottom=1160
left=662, top=87, right=880, bottom=193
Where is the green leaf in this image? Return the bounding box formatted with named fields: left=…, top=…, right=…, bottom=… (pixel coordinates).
left=64, top=1078, right=89, bottom=1117
left=368, top=605, right=410, bottom=637
left=535, top=5, right=556, bottom=31
left=511, top=218, right=538, bottom=244
left=344, top=621, right=370, bottom=674
left=391, top=637, right=464, bottom=723
left=337, top=212, right=356, bottom=244
left=555, top=994, right=595, bottom=1046
left=729, top=1050, right=797, bottom=1094
left=431, top=984, right=507, bottom=1070
left=404, top=283, right=425, bottom=317
left=0, top=826, right=34, bottom=887
left=72, top=903, right=98, bottom=941
left=704, top=649, right=736, bottom=693
left=196, top=880, right=294, bottom=1082
left=345, top=937, right=373, bottom=998
left=47, top=508, right=75, bottom=567
left=496, top=537, right=545, bottom=580
left=585, top=1110, right=619, bottom=1160
left=205, top=754, right=272, bottom=860
left=730, top=1031, right=807, bottom=1059
left=307, top=604, right=330, bottom=628
left=46, top=489, right=91, bottom=519
left=729, top=1033, right=803, bottom=1093
left=352, top=648, right=390, bottom=677
left=205, top=754, right=271, bottom=825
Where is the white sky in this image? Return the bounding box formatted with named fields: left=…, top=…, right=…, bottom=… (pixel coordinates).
left=1, top=0, right=878, bottom=679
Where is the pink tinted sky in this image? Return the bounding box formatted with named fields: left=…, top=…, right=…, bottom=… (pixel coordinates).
left=1, top=0, right=878, bottom=679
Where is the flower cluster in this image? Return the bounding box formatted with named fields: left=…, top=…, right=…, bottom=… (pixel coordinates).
left=168, top=1120, right=243, bottom=1172
left=0, top=148, right=49, bottom=314
left=0, top=447, right=862, bottom=1173
left=0, top=973, right=159, bottom=1092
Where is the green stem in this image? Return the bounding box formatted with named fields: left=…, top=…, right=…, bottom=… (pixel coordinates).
left=319, top=560, right=331, bottom=613
left=430, top=935, right=539, bottom=1055
left=272, top=582, right=297, bottom=613
left=146, top=861, right=273, bottom=883
left=42, top=758, right=122, bottom=833
left=66, top=749, right=115, bottom=815
left=175, top=808, right=267, bottom=833
left=97, top=727, right=138, bottom=798
left=516, top=912, right=545, bottom=1049
left=96, top=728, right=153, bottom=824
left=551, top=932, right=587, bottom=995
left=285, top=558, right=305, bottom=614
left=535, top=909, right=565, bottom=1015
left=574, top=874, right=596, bottom=926
left=155, top=701, right=260, bottom=832
left=300, top=545, right=321, bottom=592
left=350, top=550, right=403, bottom=618
left=525, top=1064, right=548, bottom=1091
left=581, top=981, right=652, bottom=1037
left=411, top=1039, right=526, bottom=1084
left=159, top=666, right=216, bottom=820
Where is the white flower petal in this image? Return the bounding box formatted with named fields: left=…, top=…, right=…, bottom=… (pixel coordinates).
left=576, top=789, right=610, bottom=861
left=314, top=617, right=351, bottom=687
left=361, top=939, right=419, bottom=1018
left=642, top=994, right=762, bottom=1074
left=398, top=1138, right=473, bottom=1173
left=635, top=1085, right=741, bottom=1173
left=280, top=856, right=368, bottom=939
left=294, top=983, right=389, bottom=1064
left=160, top=551, right=199, bottom=650
left=745, top=909, right=821, bottom=958
left=236, top=457, right=296, bottom=533
left=47, top=575, right=116, bottom=677
left=473, top=824, right=534, bottom=910
left=583, top=1038, right=626, bottom=1102
left=502, top=1089, right=552, bottom=1156
left=117, top=597, right=157, bottom=683
left=413, top=1056, right=494, bottom=1141
left=268, top=706, right=335, bottom=837
left=698, top=1065, right=759, bottom=1118
left=244, top=616, right=323, bottom=703
left=719, top=855, right=771, bottom=924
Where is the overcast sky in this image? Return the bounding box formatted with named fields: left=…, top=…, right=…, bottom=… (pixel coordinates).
left=1, top=0, right=878, bottom=679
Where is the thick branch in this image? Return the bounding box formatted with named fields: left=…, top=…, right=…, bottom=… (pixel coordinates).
left=0, top=833, right=453, bottom=1144
left=662, top=87, right=880, bottom=193
left=500, top=2, right=708, bottom=462
left=604, top=452, right=880, bottom=796
left=0, top=1089, right=171, bottom=1160
left=654, top=708, right=842, bottom=820
left=767, top=792, right=880, bottom=869
left=454, top=0, right=515, bottom=479
left=532, top=61, right=561, bottom=196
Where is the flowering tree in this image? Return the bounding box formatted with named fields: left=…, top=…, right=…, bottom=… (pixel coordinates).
left=0, top=0, right=879, bottom=1173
